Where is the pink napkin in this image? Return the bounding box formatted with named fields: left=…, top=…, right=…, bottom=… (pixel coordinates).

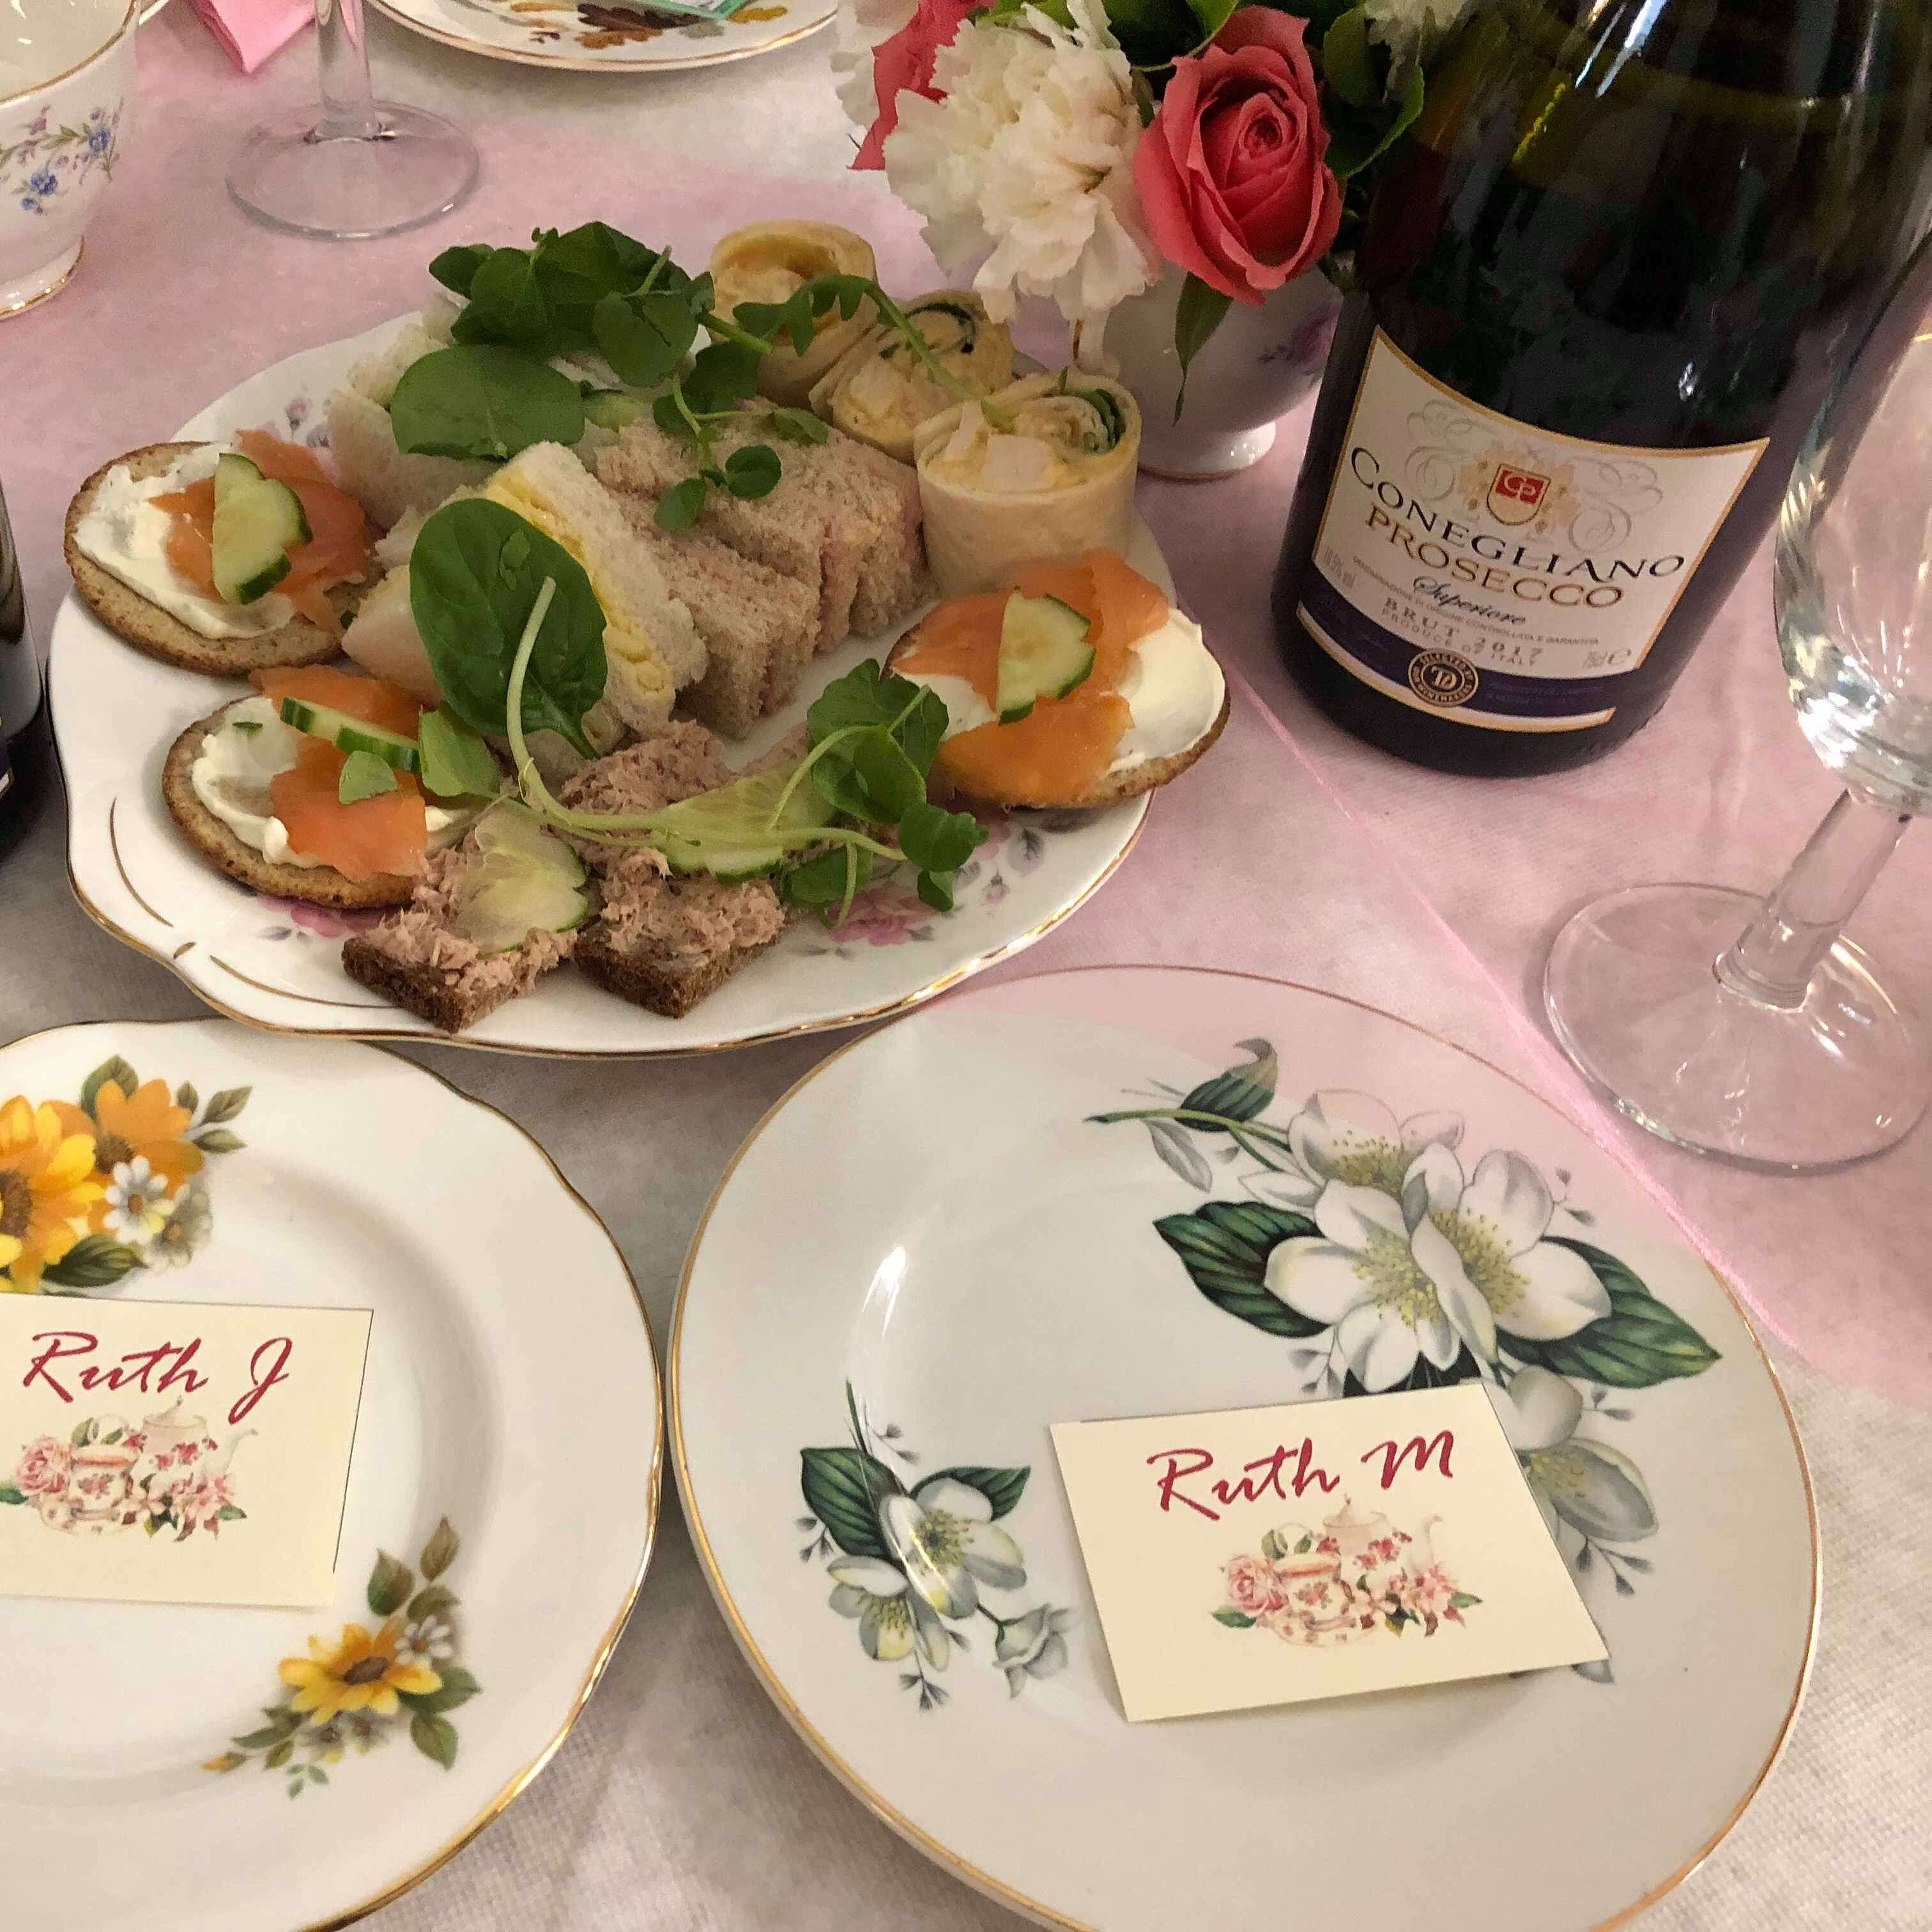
left=187, top=0, right=311, bottom=73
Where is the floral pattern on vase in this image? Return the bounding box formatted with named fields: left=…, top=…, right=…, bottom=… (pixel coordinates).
left=203, top=1518, right=479, bottom=1796
left=797, top=1384, right=1074, bottom=1709
left=0, top=1402, right=250, bottom=1538
left=1090, top=1040, right=1721, bottom=1678
left=0, top=1055, right=249, bottom=1293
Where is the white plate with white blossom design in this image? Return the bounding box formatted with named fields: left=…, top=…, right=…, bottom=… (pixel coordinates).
left=50, top=320, right=1156, bottom=1057
left=0, top=1019, right=659, bottom=1932
left=673, top=966, right=1816, bottom=1932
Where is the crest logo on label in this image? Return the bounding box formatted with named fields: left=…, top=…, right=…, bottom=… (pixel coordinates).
left=1407, top=651, right=1480, bottom=709
left=1486, top=464, right=1549, bottom=526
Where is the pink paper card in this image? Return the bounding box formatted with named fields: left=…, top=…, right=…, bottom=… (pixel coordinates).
left=0, top=1299, right=371, bottom=1608
left=1051, top=1383, right=1606, bottom=1721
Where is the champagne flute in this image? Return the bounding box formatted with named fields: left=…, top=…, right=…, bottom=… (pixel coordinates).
left=1543, top=231, right=1932, bottom=1173
left=227, top=0, right=478, bottom=240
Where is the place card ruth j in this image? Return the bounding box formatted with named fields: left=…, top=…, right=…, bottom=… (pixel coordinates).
left=0, top=1298, right=371, bottom=1608
left=1051, top=1384, right=1606, bottom=1721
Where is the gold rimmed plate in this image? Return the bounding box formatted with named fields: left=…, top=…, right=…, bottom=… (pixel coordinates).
left=673, top=965, right=1816, bottom=1932
left=0, top=1018, right=660, bottom=1931
left=50, top=319, right=1154, bottom=1056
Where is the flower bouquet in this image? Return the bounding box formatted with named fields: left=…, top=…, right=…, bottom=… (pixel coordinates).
left=839, top=0, right=1476, bottom=408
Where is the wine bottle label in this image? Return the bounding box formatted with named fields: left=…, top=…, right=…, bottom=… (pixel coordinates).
left=1300, top=331, right=1766, bottom=732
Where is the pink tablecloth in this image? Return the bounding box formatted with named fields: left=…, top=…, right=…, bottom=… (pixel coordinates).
left=3, top=62, right=1925, bottom=1405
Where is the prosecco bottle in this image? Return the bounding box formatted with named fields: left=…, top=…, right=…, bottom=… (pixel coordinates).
left=1273, top=0, right=1932, bottom=776
left=0, top=473, right=50, bottom=866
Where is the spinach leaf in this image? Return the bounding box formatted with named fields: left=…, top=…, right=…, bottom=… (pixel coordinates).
left=417, top=707, right=503, bottom=800
left=337, top=751, right=398, bottom=805
left=429, top=243, right=491, bottom=298
left=410, top=500, right=608, bottom=760
left=389, top=346, right=586, bottom=462
left=594, top=289, right=702, bottom=388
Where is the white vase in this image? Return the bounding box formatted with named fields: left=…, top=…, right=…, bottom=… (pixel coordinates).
left=1107, top=265, right=1342, bottom=480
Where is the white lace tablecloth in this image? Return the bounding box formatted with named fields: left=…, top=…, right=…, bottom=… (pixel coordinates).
left=3, top=10, right=1929, bottom=1927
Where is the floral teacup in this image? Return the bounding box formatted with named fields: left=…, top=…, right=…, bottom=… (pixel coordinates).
left=0, top=0, right=137, bottom=318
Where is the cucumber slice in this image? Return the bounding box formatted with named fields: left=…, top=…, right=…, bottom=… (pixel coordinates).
left=211, top=453, right=309, bottom=606
left=452, top=802, right=591, bottom=954
left=995, top=593, right=1094, bottom=723
left=581, top=389, right=652, bottom=432
left=279, top=696, right=422, bottom=774
left=649, top=763, right=840, bottom=882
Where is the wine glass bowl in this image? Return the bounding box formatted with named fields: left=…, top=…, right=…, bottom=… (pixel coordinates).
left=1545, top=239, right=1932, bottom=1174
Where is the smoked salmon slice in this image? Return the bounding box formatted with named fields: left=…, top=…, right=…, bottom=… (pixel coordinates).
left=269, top=738, right=427, bottom=881
left=253, top=666, right=424, bottom=739
left=894, top=549, right=1168, bottom=804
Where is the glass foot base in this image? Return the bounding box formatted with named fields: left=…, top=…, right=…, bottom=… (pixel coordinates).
left=227, top=105, right=480, bottom=241
left=1545, top=882, right=1929, bottom=1174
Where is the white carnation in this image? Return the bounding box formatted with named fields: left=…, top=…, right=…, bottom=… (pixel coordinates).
left=882, top=0, right=1154, bottom=350
left=1361, top=0, right=1476, bottom=64
left=832, top=0, right=917, bottom=130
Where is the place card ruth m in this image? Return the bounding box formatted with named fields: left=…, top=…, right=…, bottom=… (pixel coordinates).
left=0, top=1298, right=371, bottom=1608
left=1051, top=1383, right=1606, bottom=1722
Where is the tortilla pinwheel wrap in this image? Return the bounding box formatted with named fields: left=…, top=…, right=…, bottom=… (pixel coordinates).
left=808, top=291, right=1016, bottom=464
left=912, top=372, right=1142, bottom=597
left=709, top=221, right=878, bottom=407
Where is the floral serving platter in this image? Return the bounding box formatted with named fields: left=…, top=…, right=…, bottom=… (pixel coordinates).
left=50, top=320, right=1154, bottom=1057
left=0, top=1019, right=660, bottom=1932
left=673, top=966, right=1816, bottom=1932
left=367, top=0, right=833, bottom=74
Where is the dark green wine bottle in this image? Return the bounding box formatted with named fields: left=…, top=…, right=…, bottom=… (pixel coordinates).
left=1273, top=0, right=1932, bottom=776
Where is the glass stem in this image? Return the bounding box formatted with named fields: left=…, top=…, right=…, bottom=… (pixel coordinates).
left=1715, top=789, right=1910, bottom=1010
left=315, top=0, right=382, bottom=142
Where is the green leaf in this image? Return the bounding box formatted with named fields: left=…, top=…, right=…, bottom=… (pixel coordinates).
left=42, top=1234, right=142, bottom=1287
left=417, top=708, right=503, bottom=801
left=1153, top=1200, right=1327, bottom=1338
left=1211, top=1607, right=1257, bottom=1629
left=1173, top=275, right=1234, bottom=423
left=684, top=339, right=765, bottom=413
left=799, top=1445, right=901, bottom=1560
left=401, top=1665, right=481, bottom=1716
left=1184, top=0, right=1239, bottom=45
left=722, top=443, right=783, bottom=501
left=428, top=241, right=492, bottom=297
left=216, top=1505, right=246, bottom=1521
left=780, top=845, right=871, bottom=912
left=174, top=1081, right=199, bottom=1114
left=925, top=1466, right=1030, bottom=1519
left=654, top=476, right=709, bottom=532
left=1449, top=1591, right=1482, bottom=1610
left=763, top=408, right=830, bottom=447
left=0, top=1486, right=26, bottom=1506
left=914, top=868, right=957, bottom=914
left=408, top=1583, right=459, bottom=1622
left=451, top=245, right=552, bottom=351
left=203, top=1752, right=247, bottom=1774
left=338, top=749, right=399, bottom=805
left=367, top=1551, right=414, bottom=1618
left=200, top=1085, right=252, bottom=1124
left=143, top=1515, right=159, bottom=1537
left=101, top=1427, right=123, bottom=1445
left=79, top=1055, right=139, bottom=1116
left=1324, top=60, right=1425, bottom=179
left=594, top=288, right=700, bottom=388
left=390, top=345, right=586, bottom=463
left=419, top=1516, right=460, bottom=1581
left=71, top=1418, right=96, bottom=1447
left=1104, top=0, right=1200, bottom=65
left=411, top=498, right=608, bottom=757
left=190, top=1128, right=245, bottom=1154
left=410, top=1712, right=459, bottom=1769
left=1320, top=6, right=1377, bottom=107
left=1294, top=1533, right=1314, bottom=1554
left=231, top=1713, right=302, bottom=1750
left=1177, top=1039, right=1278, bottom=1127
left=263, top=1739, right=294, bottom=1771
left=1499, top=1241, right=1721, bottom=1388
left=898, top=797, right=983, bottom=876
left=308, top=1765, right=328, bottom=1786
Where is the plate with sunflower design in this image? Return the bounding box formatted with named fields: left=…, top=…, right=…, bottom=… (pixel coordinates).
left=0, top=1018, right=660, bottom=1932
left=367, top=0, right=832, bottom=74
left=672, top=965, right=1816, bottom=1932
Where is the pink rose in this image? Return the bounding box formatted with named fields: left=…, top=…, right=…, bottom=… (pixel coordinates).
left=1133, top=10, right=1342, bottom=305
left=853, top=0, right=982, bottom=171
left=1223, top=1553, right=1287, bottom=1618
left=15, top=1437, right=72, bottom=1497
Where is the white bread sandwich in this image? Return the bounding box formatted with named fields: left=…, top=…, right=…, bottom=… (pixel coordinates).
left=342, top=443, right=707, bottom=776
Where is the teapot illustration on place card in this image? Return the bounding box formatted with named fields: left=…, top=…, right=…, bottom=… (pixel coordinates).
left=9, top=1398, right=254, bottom=1540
